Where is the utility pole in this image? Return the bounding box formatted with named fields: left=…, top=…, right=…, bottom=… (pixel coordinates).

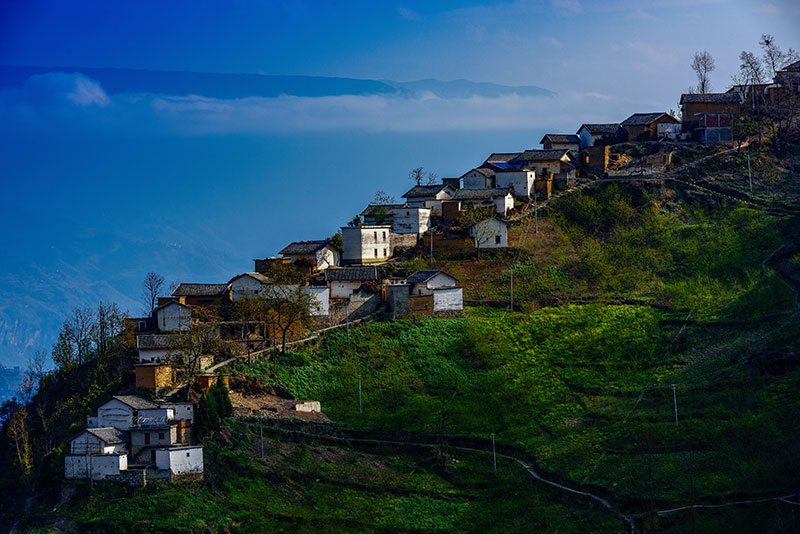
left=491, top=433, right=497, bottom=473
left=534, top=194, right=539, bottom=234
left=672, top=384, right=679, bottom=424
left=747, top=152, right=753, bottom=194
left=429, top=229, right=434, bottom=266
left=259, top=411, right=264, bottom=458
left=346, top=301, right=350, bottom=342
left=509, top=269, right=514, bottom=311
left=358, top=374, right=362, bottom=414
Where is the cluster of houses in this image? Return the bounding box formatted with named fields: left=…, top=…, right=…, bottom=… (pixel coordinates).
left=65, top=395, right=203, bottom=485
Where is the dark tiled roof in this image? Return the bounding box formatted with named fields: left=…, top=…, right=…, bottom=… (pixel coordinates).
left=359, top=204, right=406, bottom=217
left=85, top=427, right=129, bottom=444
left=459, top=167, right=495, bottom=179
left=402, top=184, right=453, bottom=198
left=539, top=134, right=580, bottom=144
left=621, top=112, right=676, bottom=126
left=453, top=188, right=513, bottom=200
left=279, top=239, right=332, bottom=255
left=171, top=283, right=229, bottom=297
left=779, top=60, right=800, bottom=72
left=230, top=272, right=270, bottom=284
left=136, top=335, right=180, bottom=350
left=512, top=149, right=571, bottom=163
left=324, top=266, right=378, bottom=282
left=407, top=270, right=457, bottom=283
left=578, top=123, right=624, bottom=135
left=679, top=93, right=740, bottom=104
left=112, top=395, right=159, bottom=410
left=485, top=152, right=521, bottom=162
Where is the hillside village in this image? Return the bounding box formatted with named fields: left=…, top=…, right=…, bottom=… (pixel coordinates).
left=58, top=61, right=800, bottom=488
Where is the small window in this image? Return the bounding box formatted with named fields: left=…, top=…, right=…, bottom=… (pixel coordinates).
left=158, top=432, right=165, bottom=440
left=186, top=452, right=190, bottom=457
left=495, top=235, right=501, bottom=244
left=374, top=231, right=377, bottom=240
left=383, top=248, right=387, bottom=256
left=374, top=248, right=378, bottom=256
left=382, top=231, right=386, bottom=240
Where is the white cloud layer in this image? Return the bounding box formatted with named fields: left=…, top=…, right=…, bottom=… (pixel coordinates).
left=1, top=72, right=639, bottom=135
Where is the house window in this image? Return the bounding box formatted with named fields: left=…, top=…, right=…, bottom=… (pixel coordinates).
left=418, top=289, right=422, bottom=295
left=158, top=432, right=165, bottom=440
left=374, top=248, right=378, bottom=257
left=382, top=231, right=386, bottom=240
left=374, top=231, right=377, bottom=240
left=383, top=248, right=387, bottom=256
left=144, top=433, right=150, bottom=444
left=495, top=235, right=501, bottom=244
left=186, top=452, right=191, bottom=457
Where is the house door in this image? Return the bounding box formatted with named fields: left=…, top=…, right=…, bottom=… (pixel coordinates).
left=144, top=433, right=150, bottom=445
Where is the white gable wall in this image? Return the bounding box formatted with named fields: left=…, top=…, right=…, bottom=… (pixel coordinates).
left=96, top=398, right=136, bottom=430
left=471, top=218, right=508, bottom=249
left=231, top=275, right=264, bottom=300
left=393, top=207, right=430, bottom=235
left=161, top=403, right=194, bottom=422
left=462, top=170, right=494, bottom=189
left=156, top=447, right=204, bottom=475
left=495, top=171, right=534, bottom=198
left=341, top=226, right=392, bottom=264
left=156, top=302, right=191, bottom=332
left=433, top=288, right=463, bottom=312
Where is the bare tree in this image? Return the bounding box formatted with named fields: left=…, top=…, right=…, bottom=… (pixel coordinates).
left=691, top=50, right=715, bottom=94
left=372, top=190, right=396, bottom=205
left=142, top=272, right=165, bottom=314
left=7, top=407, right=32, bottom=477
left=462, top=205, right=496, bottom=260
left=94, top=301, right=126, bottom=357
left=409, top=167, right=438, bottom=186
left=760, top=34, right=788, bottom=79
left=173, top=307, right=223, bottom=376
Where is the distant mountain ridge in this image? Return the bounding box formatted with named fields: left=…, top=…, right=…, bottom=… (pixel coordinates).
left=0, top=65, right=553, bottom=99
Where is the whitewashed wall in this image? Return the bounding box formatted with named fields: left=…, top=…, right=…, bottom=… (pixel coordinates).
left=156, top=302, right=191, bottom=332
left=161, top=403, right=194, bottom=422
left=341, top=226, right=392, bottom=264
left=393, top=207, right=430, bottom=234
left=495, top=171, right=534, bottom=197
left=433, top=288, right=463, bottom=312
left=70, top=431, right=126, bottom=454
left=96, top=398, right=136, bottom=430
left=156, top=447, right=204, bottom=475
left=462, top=169, right=493, bottom=189
left=138, top=348, right=173, bottom=364
left=471, top=219, right=508, bottom=249
left=231, top=275, right=264, bottom=300
left=64, top=453, right=127, bottom=480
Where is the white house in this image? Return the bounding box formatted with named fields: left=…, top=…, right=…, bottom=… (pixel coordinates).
left=154, top=300, right=191, bottom=332
left=69, top=427, right=129, bottom=454
left=155, top=446, right=204, bottom=477
left=461, top=168, right=496, bottom=189
left=433, top=288, right=464, bottom=312
left=401, top=184, right=455, bottom=215
left=160, top=402, right=194, bottom=423
left=64, top=452, right=128, bottom=480
left=392, top=206, right=430, bottom=235
left=88, top=395, right=159, bottom=431
left=470, top=218, right=509, bottom=249
left=137, top=407, right=174, bottom=426
left=341, top=225, right=392, bottom=265
left=278, top=240, right=340, bottom=271
left=136, top=334, right=181, bottom=365
left=131, top=424, right=179, bottom=458
left=324, top=266, right=378, bottom=299
left=407, top=270, right=458, bottom=296
left=451, top=188, right=514, bottom=216
left=494, top=169, right=535, bottom=198
left=229, top=272, right=271, bottom=300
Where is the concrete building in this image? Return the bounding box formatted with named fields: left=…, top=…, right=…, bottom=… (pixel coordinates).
left=278, top=240, right=340, bottom=271
left=229, top=272, right=271, bottom=300
left=154, top=300, right=191, bottom=332
left=451, top=188, right=514, bottom=216
left=494, top=169, right=535, bottom=198
left=392, top=206, right=430, bottom=235
left=340, top=225, right=392, bottom=265
left=401, top=184, right=455, bottom=215
left=461, top=167, right=496, bottom=189
left=155, top=446, right=204, bottom=479
left=64, top=453, right=128, bottom=480
left=136, top=334, right=181, bottom=365
left=324, top=266, right=378, bottom=299
left=470, top=218, right=509, bottom=249
left=88, top=396, right=159, bottom=431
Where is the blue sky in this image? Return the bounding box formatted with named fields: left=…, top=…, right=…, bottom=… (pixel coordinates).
left=0, top=0, right=798, bottom=366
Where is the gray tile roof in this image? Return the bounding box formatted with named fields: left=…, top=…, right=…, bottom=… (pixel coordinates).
left=85, top=427, right=129, bottom=444
left=578, top=123, right=624, bottom=135
left=485, top=152, right=521, bottom=162
left=512, top=149, right=571, bottom=163
left=171, top=283, right=229, bottom=297
left=324, top=266, right=378, bottom=282
left=136, top=335, right=180, bottom=350
left=402, top=184, right=453, bottom=198
left=112, top=395, right=160, bottom=410
left=781, top=60, right=800, bottom=72
left=540, top=134, right=580, bottom=144
left=279, top=240, right=332, bottom=255
left=407, top=270, right=458, bottom=283
left=621, top=112, right=676, bottom=126
left=453, top=188, right=513, bottom=200
left=459, top=167, right=495, bottom=179
left=679, top=93, right=740, bottom=104
left=231, top=272, right=271, bottom=284
left=359, top=204, right=406, bottom=217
